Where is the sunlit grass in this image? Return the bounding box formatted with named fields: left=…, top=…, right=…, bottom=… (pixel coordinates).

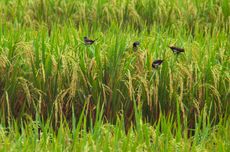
left=0, top=0, right=230, bottom=151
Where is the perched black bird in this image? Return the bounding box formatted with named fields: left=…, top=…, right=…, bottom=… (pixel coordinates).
left=169, top=46, right=185, bottom=54
left=152, top=60, right=164, bottom=69
left=133, top=41, right=140, bottom=51
left=84, top=36, right=97, bottom=45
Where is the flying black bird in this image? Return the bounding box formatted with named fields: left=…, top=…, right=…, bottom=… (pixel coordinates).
left=152, top=59, right=164, bottom=69
left=133, top=41, right=140, bottom=51
left=169, top=46, right=185, bottom=54
left=84, top=36, right=97, bottom=45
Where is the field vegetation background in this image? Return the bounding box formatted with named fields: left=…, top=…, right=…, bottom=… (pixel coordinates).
left=0, top=0, right=229, bottom=151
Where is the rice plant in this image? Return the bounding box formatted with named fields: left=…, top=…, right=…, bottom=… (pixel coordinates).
left=0, top=0, right=229, bottom=151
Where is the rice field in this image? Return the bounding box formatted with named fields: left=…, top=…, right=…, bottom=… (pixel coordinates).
left=0, top=0, right=230, bottom=151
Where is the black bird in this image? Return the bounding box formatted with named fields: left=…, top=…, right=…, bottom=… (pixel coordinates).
left=169, top=46, right=185, bottom=54
left=84, top=36, right=97, bottom=45
left=152, top=60, right=164, bottom=69
left=133, top=41, right=140, bottom=51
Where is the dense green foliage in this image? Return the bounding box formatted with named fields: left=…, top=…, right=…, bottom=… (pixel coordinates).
left=0, top=0, right=230, bottom=151
left=0, top=117, right=229, bottom=151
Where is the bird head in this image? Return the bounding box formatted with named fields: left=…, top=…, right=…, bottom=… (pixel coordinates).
left=133, top=41, right=140, bottom=47
left=84, top=36, right=88, bottom=40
